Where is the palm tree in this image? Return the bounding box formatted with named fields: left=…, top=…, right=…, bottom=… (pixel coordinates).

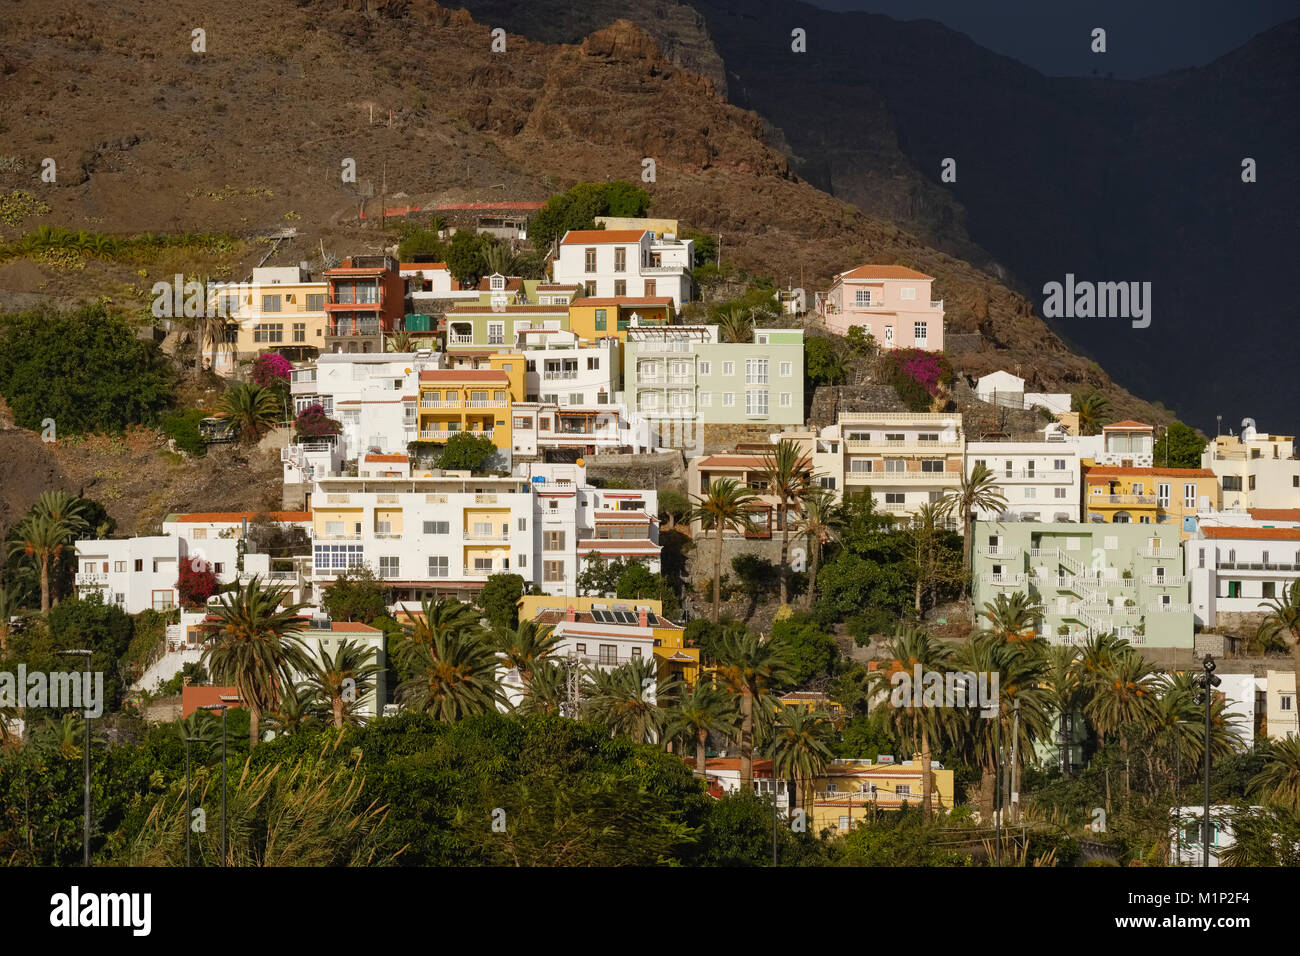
left=903, top=502, right=958, bottom=615
left=669, top=680, right=734, bottom=778
left=0, top=586, right=18, bottom=653
left=583, top=657, right=682, bottom=744
left=979, top=591, right=1044, bottom=643
left=397, top=596, right=504, bottom=721
left=937, top=462, right=1007, bottom=602
left=714, top=629, right=794, bottom=793
left=264, top=684, right=320, bottom=736
left=1043, top=644, right=1082, bottom=776
left=1073, top=389, right=1111, bottom=437
left=217, top=383, right=281, bottom=444
left=714, top=304, right=754, bottom=343
left=770, top=707, right=836, bottom=812
left=689, top=478, right=759, bottom=623
left=198, top=576, right=313, bottom=748
left=1249, top=736, right=1300, bottom=812
left=8, top=514, right=76, bottom=612
left=796, top=486, right=842, bottom=607
left=1257, top=579, right=1300, bottom=698
left=760, top=439, right=816, bottom=606
left=302, top=639, right=381, bottom=729
left=392, top=596, right=481, bottom=667
left=482, top=243, right=518, bottom=278
left=496, top=619, right=562, bottom=688
left=1082, top=645, right=1158, bottom=808
left=516, top=658, right=567, bottom=716
left=385, top=331, right=415, bottom=352
left=872, top=626, right=952, bottom=814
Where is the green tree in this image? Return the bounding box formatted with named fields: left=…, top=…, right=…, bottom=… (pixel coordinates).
left=582, top=657, right=682, bottom=744
left=1072, top=389, right=1111, bottom=437
left=804, top=336, right=847, bottom=388
left=496, top=619, right=561, bottom=688
left=1248, top=736, right=1300, bottom=813
left=0, top=303, right=173, bottom=434
left=301, top=639, right=382, bottom=728
left=198, top=577, right=313, bottom=748
left=979, top=591, right=1045, bottom=643
left=1256, top=579, right=1300, bottom=698
left=871, top=626, right=951, bottom=815
left=770, top=707, right=835, bottom=811
left=8, top=514, right=75, bottom=613
left=616, top=561, right=680, bottom=619
left=445, top=230, right=489, bottom=285
left=396, top=597, right=503, bottom=721
left=437, top=432, right=498, bottom=472
left=479, top=573, right=525, bottom=631
left=796, top=486, right=842, bottom=606
left=1154, top=420, right=1206, bottom=468
left=669, top=680, right=734, bottom=778
left=322, top=564, right=388, bottom=624
left=689, top=478, right=759, bottom=623
left=770, top=615, right=838, bottom=687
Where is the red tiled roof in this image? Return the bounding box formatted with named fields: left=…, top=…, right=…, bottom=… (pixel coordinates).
left=573, top=297, right=674, bottom=307
left=475, top=276, right=524, bottom=291
left=1104, top=420, right=1152, bottom=430
left=1085, top=465, right=1215, bottom=478
left=560, top=229, right=648, bottom=244
left=364, top=453, right=409, bottom=463
left=418, top=369, right=509, bottom=383
left=1202, top=527, right=1300, bottom=540
left=1249, top=509, right=1300, bottom=521
left=537, top=284, right=582, bottom=291
left=837, top=265, right=933, bottom=281
left=172, top=511, right=311, bottom=523
left=399, top=262, right=448, bottom=272
left=445, top=304, right=570, bottom=314
left=434, top=202, right=545, bottom=211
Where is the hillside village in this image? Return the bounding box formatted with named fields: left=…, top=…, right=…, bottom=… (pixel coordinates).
left=2, top=190, right=1298, bottom=868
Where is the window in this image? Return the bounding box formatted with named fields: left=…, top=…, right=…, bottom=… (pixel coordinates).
left=745, top=390, right=769, bottom=416
left=262, top=294, right=282, bottom=312
left=1222, top=476, right=1242, bottom=491
left=745, top=359, right=768, bottom=384
left=1263, top=582, right=1276, bottom=599
left=884, top=459, right=906, bottom=473
left=543, top=530, right=566, bottom=551
left=1104, top=536, right=1118, bottom=550
left=584, top=281, right=596, bottom=297
left=1024, top=488, right=1037, bottom=500
left=517, top=517, right=527, bottom=532
left=756, top=333, right=769, bottom=345
left=885, top=492, right=905, bottom=504
left=699, top=392, right=712, bottom=408
left=849, top=460, right=872, bottom=473
left=487, top=322, right=504, bottom=345
left=428, top=556, right=448, bottom=577
left=722, top=393, right=735, bottom=407
left=1158, top=482, right=1170, bottom=507
left=306, top=293, right=325, bottom=311
left=1054, top=487, right=1068, bottom=499
left=152, top=591, right=175, bottom=612
left=901, top=287, right=917, bottom=300
left=1184, top=483, right=1198, bottom=508
left=584, top=248, right=597, bottom=272
left=722, top=361, right=735, bottom=377
left=613, top=280, right=626, bottom=297
left=593, top=308, right=607, bottom=331
left=518, top=555, right=527, bottom=568
left=644, top=279, right=656, bottom=296
left=293, top=322, right=306, bottom=342
left=378, top=556, right=400, bottom=577
left=313, top=544, right=365, bottom=571
left=587, top=356, right=600, bottom=371
left=1249, top=475, right=1257, bottom=491
left=614, top=247, right=626, bottom=272
left=920, top=459, right=945, bottom=473
left=423, top=521, right=449, bottom=534
left=134, top=559, right=143, bottom=572
left=1282, top=695, right=1294, bottom=711
left=914, top=321, right=927, bottom=341
left=544, top=560, right=564, bottom=583
left=698, top=361, right=711, bottom=375
left=780, top=392, right=792, bottom=408
left=854, top=290, right=872, bottom=307
left=253, top=323, right=284, bottom=343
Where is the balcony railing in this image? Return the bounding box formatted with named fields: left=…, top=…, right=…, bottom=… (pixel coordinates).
left=328, top=324, right=382, bottom=337
left=449, top=334, right=474, bottom=344
left=463, top=566, right=496, bottom=577
left=420, top=399, right=461, bottom=408
left=420, top=429, right=494, bottom=441
left=985, top=573, right=1027, bottom=586
left=1145, top=575, right=1186, bottom=586
left=76, top=572, right=109, bottom=585
left=1149, top=603, right=1192, bottom=613
left=1091, top=494, right=1156, bottom=506
left=463, top=532, right=509, bottom=542
left=1140, top=547, right=1179, bottom=559
left=845, top=439, right=963, bottom=453
left=984, top=547, right=1021, bottom=558
left=543, top=371, right=579, bottom=380
left=465, top=400, right=503, bottom=408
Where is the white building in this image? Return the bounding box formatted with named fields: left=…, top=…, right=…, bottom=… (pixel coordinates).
left=519, top=329, right=623, bottom=407
left=973, top=370, right=1072, bottom=416
left=509, top=402, right=656, bottom=461
left=1093, top=420, right=1155, bottom=468
left=1170, top=806, right=1252, bottom=867
left=307, top=463, right=659, bottom=602
left=1187, top=526, right=1300, bottom=630
left=1202, top=419, right=1300, bottom=512
left=552, top=229, right=694, bottom=306
left=398, top=260, right=479, bottom=312
left=1264, top=669, right=1298, bottom=740
left=966, top=433, right=1081, bottom=523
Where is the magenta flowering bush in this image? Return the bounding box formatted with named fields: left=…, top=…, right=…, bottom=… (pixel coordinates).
left=251, top=351, right=293, bottom=388
left=294, top=403, right=342, bottom=438
left=883, top=348, right=954, bottom=411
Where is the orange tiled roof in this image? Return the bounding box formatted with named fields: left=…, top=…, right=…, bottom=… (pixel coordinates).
left=1104, top=420, right=1152, bottom=429
left=418, top=369, right=509, bottom=383
left=573, top=297, right=674, bottom=307
left=173, top=511, right=311, bottom=523
left=560, top=229, right=648, bottom=244
left=1249, top=509, right=1300, bottom=521
left=837, top=265, right=933, bottom=281
left=363, top=453, right=409, bottom=463
left=1202, top=527, right=1300, bottom=540
left=1084, top=465, right=1215, bottom=478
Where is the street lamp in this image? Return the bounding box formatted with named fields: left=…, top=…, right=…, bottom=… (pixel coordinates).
left=184, top=735, right=206, bottom=867
left=1193, top=654, right=1221, bottom=868
left=198, top=704, right=228, bottom=866
left=58, top=648, right=93, bottom=867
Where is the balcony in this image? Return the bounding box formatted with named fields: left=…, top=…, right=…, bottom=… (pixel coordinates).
left=463, top=531, right=510, bottom=542
left=420, top=399, right=461, bottom=409
left=983, top=547, right=1021, bottom=558
left=372, top=531, right=404, bottom=540
left=316, top=533, right=363, bottom=541
left=1140, top=547, right=1179, bottom=559
left=328, top=324, right=382, bottom=337
left=1091, top=494, right=1157, bottom=506
left=984, top=573, right=1027, bottom=587
left=1149, top=603, right=1192, bottom=614
left=543, top=371, right=579, bottom=380
left=76, top=572, right=109, bottom=586
left=1145, top=575, right=1187, bottom=587
left=420, top=429, right=494, bottom=441
left=464, top=400, right=504, bottom=408
left=463, top=566, right=495, bottom=578
left=449, top=334, right=474, bottom=345
left=845, top=439, right=963, bottom=453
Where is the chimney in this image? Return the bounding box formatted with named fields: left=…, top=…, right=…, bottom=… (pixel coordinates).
left=565, top=606, right=576, bottom=622
left=637, top=607, right=648, bottom=627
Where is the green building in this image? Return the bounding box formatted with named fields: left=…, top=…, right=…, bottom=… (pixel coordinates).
left=971, top=520, right=1192, bottom=648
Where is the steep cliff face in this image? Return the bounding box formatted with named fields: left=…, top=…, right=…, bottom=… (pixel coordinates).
left=1, top=0, right=1170, bottom=427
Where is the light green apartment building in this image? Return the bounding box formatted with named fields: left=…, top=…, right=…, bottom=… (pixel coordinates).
left=972, top=521, right=1193, bottom=648
left=624, top=324, right=804, bottom=426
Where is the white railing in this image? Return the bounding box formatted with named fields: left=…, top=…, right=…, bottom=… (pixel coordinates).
left=1092, top=494, right=1156, bottom=506
left=543, top=371, right=578, bottom=380
left=463, top=566, right=494, bottom=577
left=986, top=574, right=1026, bottom=586
left=845, top=440, right=963, bottom=453
left=421, top=399, right=461, bottom=408
left=76, top=572, right=109, bottom=585
left=1146, top=575, right=1186, bottom=586
left=984, top=547, right=1021, bottom=558
left=449, top=334, right=473, bottom=344
left=1141, top=547, right=1179, bottom=559
left=464, top=400, right=499, bottom=408
left=463, top=532, right=509, bottom=542
left=373, top=532, right=403, bottom=539
left=1149, top=603, right=1192, bottom=613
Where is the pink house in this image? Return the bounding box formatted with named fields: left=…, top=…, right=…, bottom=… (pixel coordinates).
left=818, top=265, right=945, bottom=351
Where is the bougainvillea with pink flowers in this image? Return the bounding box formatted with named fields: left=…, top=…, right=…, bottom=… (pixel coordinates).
left=251, top=351, right=293, bottom=388
left=882, top=348, right=955, bottom=411
left=294, top=402, right=342, bottom=438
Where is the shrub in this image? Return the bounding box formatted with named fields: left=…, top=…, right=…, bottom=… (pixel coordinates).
left=160, top=408, right=207, bottom=456
left=881, top=348, right=954, bottom=412
left=250, top=351, right=292, bottom=389
left=294, top=403, right=342, bottom=439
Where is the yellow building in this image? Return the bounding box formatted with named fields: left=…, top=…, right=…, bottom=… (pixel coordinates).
left=567, top=297, right=676, bottom=344
left=776, top=691, right=845, bottom=726
left=1082, top=464, right=1219, bottom=536
left=517, top=595, right=700, bottom=686
left=807, top=759, right=956, bottom=832
left=206, top=267, right=329, bottom=375
left=416, top=355, right=525, bottom=451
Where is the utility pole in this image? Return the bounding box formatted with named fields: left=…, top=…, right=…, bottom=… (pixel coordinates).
left=1009, top=699, right=1020, bottom=825
left=1194, top=654, right=1221, bottom=867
